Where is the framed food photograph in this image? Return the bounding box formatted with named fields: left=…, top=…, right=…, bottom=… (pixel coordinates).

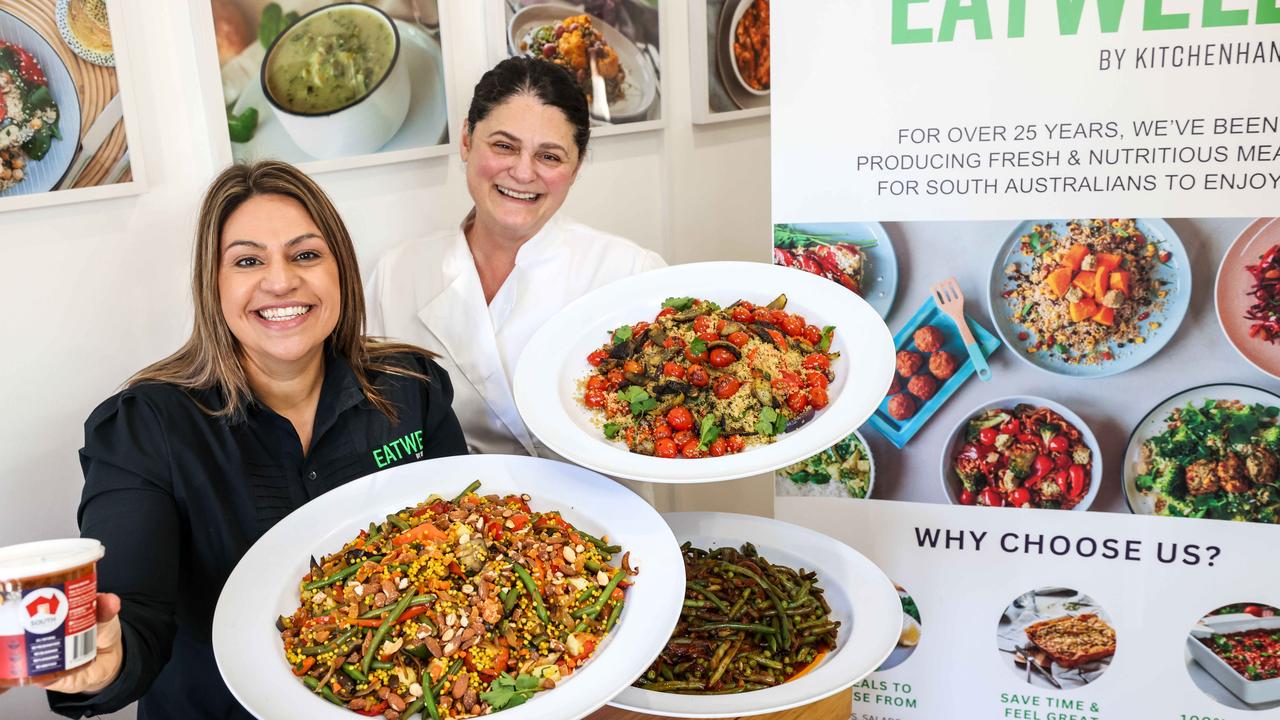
left=688, top=0, right=768, bottom=124
left=197, top=0, right=454, bottom=173
left=0, top=0, right=145, bottom=213
left=488, top=0, right=664, bottom=137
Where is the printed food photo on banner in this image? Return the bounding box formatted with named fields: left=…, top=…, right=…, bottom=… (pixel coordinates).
left=504, top=0, right=660, bottom=128
left=0, top=0, right=131, bottom=202
left=876, top=582, right=921, bottom=672
left=208, top=0, right=448, bottom=165
left=774, top=429, right=874, bottom=500
left=1186, top=602, right=1280, bottom=712
left=997, top=587, right=1116, bottom=690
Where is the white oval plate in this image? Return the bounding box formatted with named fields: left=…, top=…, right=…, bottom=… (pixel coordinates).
left=608, top=512, right=901, bottom=718
left=213, top=455, right=685, bottom=720
left=513, top=261, right=897, bottom=483
left=1123, top=383, right=1280, bottom=518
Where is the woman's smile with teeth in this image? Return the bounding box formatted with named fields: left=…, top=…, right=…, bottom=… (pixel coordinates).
left=496, top=185, right=539, bottom=201
left=256, top=305, right=311, bottom=321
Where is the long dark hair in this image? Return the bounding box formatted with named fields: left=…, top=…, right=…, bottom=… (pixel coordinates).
left=129, top=161, right=433, bottom=423
left=467, top=56, right=591, bottom=157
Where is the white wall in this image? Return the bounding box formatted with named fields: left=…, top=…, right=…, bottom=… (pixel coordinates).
left=0, top=1, right=769, bottom=716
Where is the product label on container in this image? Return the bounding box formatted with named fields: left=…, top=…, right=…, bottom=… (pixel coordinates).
left=0, top=570, right=97, bottom=679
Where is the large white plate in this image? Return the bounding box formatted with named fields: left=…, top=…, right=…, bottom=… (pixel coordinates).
left=512, top=261, right=897, bottom=484
left=507, top=4, right=657, bottom=122
left=608, top=512, right=901, bottom=718
left=1122, top=383, right=1280, bottom=519
left=213, top=455, right=685, bottom=720
left=230, top=19, right=448, bottom=163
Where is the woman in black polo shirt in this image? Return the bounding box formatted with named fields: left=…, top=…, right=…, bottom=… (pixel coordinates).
left=43, top=161, right=468, bottom=718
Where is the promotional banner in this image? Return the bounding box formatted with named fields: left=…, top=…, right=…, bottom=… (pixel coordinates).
left=772, top=0, right=1280, bottom=221
left=773, top=2, right=1280, bottom=718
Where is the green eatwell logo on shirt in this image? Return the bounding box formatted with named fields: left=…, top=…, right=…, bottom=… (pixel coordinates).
left=372, top=429, right=424, bottom=469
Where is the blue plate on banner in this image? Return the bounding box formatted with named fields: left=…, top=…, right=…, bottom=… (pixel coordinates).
left=0, top=9, right=81, bottom=198
left=986, top=218, right=1192, bottom=378
left=865, top=296, right=1001, bottom=449
left=774, top=222, right=898, bottom=318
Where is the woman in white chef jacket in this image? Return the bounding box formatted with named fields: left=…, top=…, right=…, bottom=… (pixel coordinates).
left=367, top=56, right=665, bottom=457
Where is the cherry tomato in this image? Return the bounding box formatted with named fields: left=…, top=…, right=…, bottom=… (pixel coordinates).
left=708, top=438, right=727, bottom=457
left=1033, top=454, right=1054, bottom=476
left=802, top=353, right=830, bottom=371
left=684, top=345, right=709, bottom=363
left=1067, top=464, right=1087, bottom=498
left=1244, top=605, right=1264, bottom=617
left=667, top=406, right=694, bottom=431
left=653, top=421, right=672, bottom=440
left=768, top=309, right=788, bottom=326
left=805, top=371, right=828, bottom=389
left=1052, top=471, right=1069, bottom=496
left=979, top=487, right=1004, bottom=507
left=587, top=349, right=608, bottom=366
left=587, top=375, right=607, bottom=391
left=713, top=376, right=741, bottom=400
left=803, top=325, right=822, bottom=345
left=708, top=348, right=736, bottom=368
left=958, top=488, right=976, bottom=505
left=767, top=329, right=787, bottom=348
left=584, top=390, right=605, bottom=408
left=654, top=438, right=678, bottom=458
left=1055, top=453, right=1072, bottom=470
left=623, top=359, right=642, bottom=374
left=727, top=331, right=751, bottom=348
left=1047, top=434, right=1069, bottom=453
left=673, top=430, right=695, bottom=447
left=656, top=307, right=676, bottom=320
left=605, top=369, right=625, bottom=389
left=978, top=427, right=998, bottom=445
left=1008, top=487, right=1031, bottom=507
left=681, top=440, right=706, bottom=459
left=687, top=364, right=710, bottom=387
left=1001, top=419, right=1021, bottom=435
left=752, top=308, right=772, bottom=323
left=786, top=392, right=809, bottom=414
left=771, top=376, right=799, bottom=397
left=632, top=321, right=650, bottom=336
left=807, top=386, right=829, bottom=409
left=1018, top=432, right=1041, bottom=447
left=663, top=362, right=685, bottom=379
left=726, top=435, right=746, bottom=453
left=694, top=315, right=713, bottom=334
left=731, top=306, right=752, bottom=323
left=663, top=336, right=685, bottom=350
left=697, top=332, right=720, bottom=343
left=781, top=315, right=805, bottom=337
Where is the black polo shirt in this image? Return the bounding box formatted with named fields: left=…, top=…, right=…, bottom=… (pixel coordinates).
left=48, top=352, right=467, bottom=719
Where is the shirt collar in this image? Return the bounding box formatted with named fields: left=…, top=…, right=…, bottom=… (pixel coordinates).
left=459, top=209, right=568, bottom=269
left=235, top=352, right=366, bottom=437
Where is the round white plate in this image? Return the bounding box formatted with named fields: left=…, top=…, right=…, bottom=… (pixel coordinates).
left=213, top=455, right=685, bottom=720
left=230, top=19, right=447, bottom=163
left=507, top=3, right=657, bottom=122
left=1122, top=383, right=1280, bottom=518
left=608, top=512, right=901, bottom=718
left=512, top=261, right=897, bottom=484
left=939, top=395, right=1103, bottom=511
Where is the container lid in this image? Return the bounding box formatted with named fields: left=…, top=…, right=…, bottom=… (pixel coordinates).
left=0, top=539, right=104, bottom=582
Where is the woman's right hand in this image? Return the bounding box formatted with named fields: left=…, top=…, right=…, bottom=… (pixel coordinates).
left=39, top=593, right=124, bottom=695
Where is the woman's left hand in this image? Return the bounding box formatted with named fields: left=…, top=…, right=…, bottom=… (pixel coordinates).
left=41, top=593, right=123, bottom=695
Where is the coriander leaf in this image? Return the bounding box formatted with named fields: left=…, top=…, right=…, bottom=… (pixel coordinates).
left=514, top=673, right=541, bottom=691
left=774, top=411, right=787, bottom=435
left=698, top=414, right=721, bottom=450
left=479, top=685, right=515, bottom=709
left=704, top=300, right=722, bottom=311
left=690, top=338, right=708, bottom=356
left=818, top=326, right=835, bottom=352
left=661, top=297, right=694, bottom=311
left=603, top=422, right=621, bottom=440
left=612, top=325, right=633, bottom=345
left=755, top=407, right=778, bottom=436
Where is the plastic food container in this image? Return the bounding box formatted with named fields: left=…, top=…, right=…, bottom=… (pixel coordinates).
left=0, top=539, right=104, bottom=687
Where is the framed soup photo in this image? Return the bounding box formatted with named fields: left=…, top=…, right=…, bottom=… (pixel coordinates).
left=0, top=0, right=146, bottom=212
left=200, top=0, right=453, bottom=173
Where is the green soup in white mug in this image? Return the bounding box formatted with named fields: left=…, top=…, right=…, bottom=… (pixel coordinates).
left=266, top=7, right=395, bottom=114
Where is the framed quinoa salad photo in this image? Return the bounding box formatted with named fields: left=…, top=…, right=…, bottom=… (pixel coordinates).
left=0, top=0, right=146, bottom=212
left=195, top=0, right=455, bottom=173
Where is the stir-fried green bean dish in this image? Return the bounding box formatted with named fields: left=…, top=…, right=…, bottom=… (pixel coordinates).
left=634, top=542, right=839, bottom=694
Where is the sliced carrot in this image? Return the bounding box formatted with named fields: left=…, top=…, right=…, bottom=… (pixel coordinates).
left=391, top=521, right=447, bottom=547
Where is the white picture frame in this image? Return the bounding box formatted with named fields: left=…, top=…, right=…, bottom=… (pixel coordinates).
left=690, top=0, right=768, bottom=125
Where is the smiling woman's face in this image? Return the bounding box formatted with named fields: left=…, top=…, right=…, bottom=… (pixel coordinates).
left=462, top=93, right=580, bottom=242
left=218, top=193, right=341, bottom=373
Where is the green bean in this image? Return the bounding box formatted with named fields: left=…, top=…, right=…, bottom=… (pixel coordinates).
left=303, top=562, right=362, bottom=591
left=358, top=593, right=436, bottom=619
left=387, top=514, right=411, bottom=531
left=421, top=666, right=442, bottom=720
left=503, top=582, right=524, bottom=614
left=371, top=659, right=396, bottom=669
left=301, top=676, right=344, bottom=706
left=361, top=591, right=415, bottom=674
left=299, top=627, right=357, bottom=656
left=748, top=654, right=785, bottom=669
left=584, top=558, right=603, bottom=573
left=573, top=527, right=612, bottom=553
left=584, top=570, right=626, bottom=618
left=511, top=563, right=549, bottom=624
left=640, top=680, right=706, bottom=692
left=687, top=582, right=732, bottom=614
left=367, top=521, right=383, bottom=543
left=340, top=663, right=368, bottom=684
left=604, top=600, right=624, bottom=633
left=452, top=479, right=481, bottom=502
left=432, top=658, right=464, bottom=695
